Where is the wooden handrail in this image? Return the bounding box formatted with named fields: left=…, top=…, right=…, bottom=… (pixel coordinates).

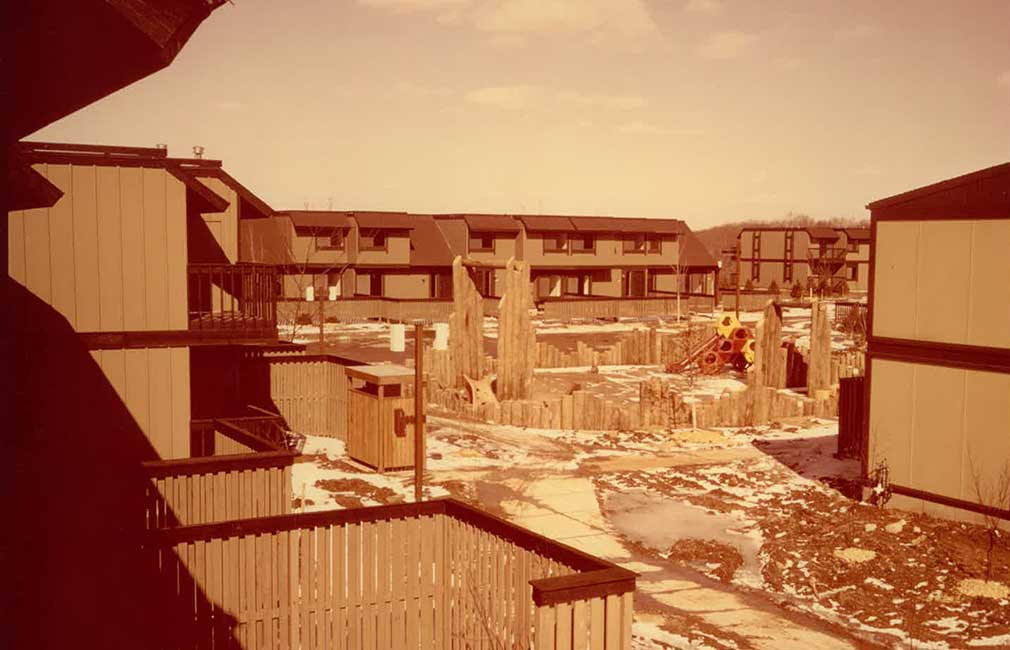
left=142, top=450, right=296, bottom=478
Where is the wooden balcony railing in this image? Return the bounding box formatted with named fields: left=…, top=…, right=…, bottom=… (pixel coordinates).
left=191, top=413, right=292, bottom=456
left=144, top=498, right=636, bottom=649
left=807, top=247, right=848, bottom=262
left=142, top=450, right=295, bottom=529
left=188, top=263, right=278, bottom=335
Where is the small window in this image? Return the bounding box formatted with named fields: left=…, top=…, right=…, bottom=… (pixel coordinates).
left=848, top=264, right=859, bottom=281
left=316, top=229, right=345, bottom=250
left=469, top=232, right=495, bottom=253
left=543, top=233, right=568, bottom=253
left=623, top=234, right=646, bottom=253
left=647, top=236, right=662, bottom=253
left=360, top=229, right=387, bottom=251
left=571, top=234, right=595, bottom=253
left=847, top=241, right=860, bottom=253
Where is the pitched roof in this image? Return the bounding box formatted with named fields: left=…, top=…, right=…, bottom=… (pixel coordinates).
left=409, top=215, right=455, bottom=266
left=283, top=211, right=355, bottom=230
left=677, top=230, right=718, bottom=269
left=353, top=211, right=415, bottom=229
left=844, top=227, right=870, bottom=241
left=168, top=167, right=229, bottom=213
left=805, top=227, right=840, bottom=240
left=866, top=162, right=1010, bottom=210
left=191, top=168, right=275, bottom=218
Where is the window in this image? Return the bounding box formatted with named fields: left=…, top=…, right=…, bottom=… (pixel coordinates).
left=316, top=229, right=345, bottom=250
left=430, top=272, right=452, bottom=298
left=751, top=261, right=760, bottom=282
left=472, top=269, right=495, bottom=297
left=647, top=236, right=662, bottom=254
left=784, top=261, right=793, bottom=282
left=571, top=234, right=595, bottom=253
left=847, top=241, right=860, bottom=253
left=623, top=234, right=646, bottom=253
left=468, top=232, right=495, bottom=253
left=360, top=229, right=387, bottom=251
left=848, top=264, right=859, bottom=281
left=543, top=233, right=568, bottom=253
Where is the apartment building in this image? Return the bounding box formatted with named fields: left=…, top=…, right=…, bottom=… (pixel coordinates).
left=248, top=211, right=710, bottom=304
left=864, top=161, right=1010, bottom=523
left=736, top=226, right=870, bottom=293
left=8, top=141, right=283, bottom=459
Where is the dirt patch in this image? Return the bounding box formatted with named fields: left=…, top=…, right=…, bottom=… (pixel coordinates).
left=667, top=538, right=744, bottom=583
left=314, top=478, right=404, bottom=505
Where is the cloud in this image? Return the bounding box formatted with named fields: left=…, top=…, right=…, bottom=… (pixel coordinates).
left=474, top=0, right=657, bottom=39
left=464, top=86, right=648, bottom=112
left=358, top=0, right=470, bottom=11
left=617, top=121, right=705, bottom=136
left=554, top=90, right=647, bottom=110
left=464, top=85, right=540, bottom=111
left=684, top=0, right=725, bottom=16
left=835, top=23, right=880, bottom=41
left=697, top=31, right=757, bottom=59
left=998, top=71, right=1010, bottom=88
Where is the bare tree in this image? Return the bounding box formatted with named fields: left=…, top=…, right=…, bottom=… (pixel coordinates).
left=967, top=450, right=1010, bottom=582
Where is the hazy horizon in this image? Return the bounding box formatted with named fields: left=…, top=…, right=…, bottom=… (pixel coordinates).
left=29, top=0, right=1010, bottom=229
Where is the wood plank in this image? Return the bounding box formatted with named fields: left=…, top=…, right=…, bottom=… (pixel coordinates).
left=573, top=599, right=588, bottom=650
left=347, top=523, right=361, bottom=650
left=604, top=595, right=620, bottom=650
left=556, top=602, right=573, bottom=650
left=72, top=164, right=101, bottom=331
left=536, top=605, right=556, bottom=650
left=142, top=167, right=170, bottom=329
left=169, top=347, right=190, bottom=459
left=390, top=518, right=406, bottom=650
left=44, top=164, right=73, bottom=320
left=589, top=597, right=604, bottom=650
left=119, top=166, right=147, bottom=329
left=164, top=172, right=188, bottom=330
left=123, top=348, right=153, bottom=452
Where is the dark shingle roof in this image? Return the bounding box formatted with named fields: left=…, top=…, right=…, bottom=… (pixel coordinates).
left=409, top=215, right=455, bottom=267
left=678, top=230, right=718, bottom=269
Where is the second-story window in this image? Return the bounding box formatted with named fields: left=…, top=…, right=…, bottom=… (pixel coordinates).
left=316, top=229, right=346, bottom=250
left=647, top=236, right=662, bottom=253
left=360, top=229, right=387, bottom=251
left=543, top=232, right=568, bottom=253
left=469, top=232, right=495, bottom=253
left=847, top=240, right=860, bottom=253
left=623, top=234, right=646, bottom=253
left=571, top=234, right=595, bottom=253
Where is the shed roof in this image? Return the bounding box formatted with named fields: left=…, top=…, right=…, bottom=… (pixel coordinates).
left=284, top=211, right=355, bottom=230
left=805, top=227, right=840, bottom=240
left=844, top=227, right=871, bottom=241
left=677, top=230, right=718, bottom=269
left=409, top=215, right=455, bottom=266
left=459, top=214, right=522, bottom=233
left=192, top=168, right=275, bottom=219
left=518, top=215, right=576, bottom=232
left=353, top=211, right=415, bottom=229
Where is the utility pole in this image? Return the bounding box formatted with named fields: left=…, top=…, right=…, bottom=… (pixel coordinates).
left=413, top=323, right=426, bottom=503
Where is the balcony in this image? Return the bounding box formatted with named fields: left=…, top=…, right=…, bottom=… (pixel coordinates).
left=188, top=263, right=278, bottom=340
left=145, top=498, right=636, bottom=649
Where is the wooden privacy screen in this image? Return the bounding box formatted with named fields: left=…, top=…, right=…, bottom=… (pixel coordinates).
left=243, top=354, right=349, bottom=438
left=145, top=498, right=636, bottom=650
left=143, top=451, right=295, bottom=529
left=538, top=296, right=709, bottom=320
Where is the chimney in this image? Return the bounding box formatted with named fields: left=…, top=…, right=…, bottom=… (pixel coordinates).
left=192, top=145, right=204, bottom=159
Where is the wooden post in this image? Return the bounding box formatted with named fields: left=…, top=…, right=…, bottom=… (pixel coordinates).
left=414, top=323, right=425, bottom=503
left=735, top=239, right=741, bottom=319
left=318, top=294, right=324, bottom=347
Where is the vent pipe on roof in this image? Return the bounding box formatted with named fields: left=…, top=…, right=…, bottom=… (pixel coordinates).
left=155, top=143, right=167, bottom=151
left=192, top=145, right=204, bottom=159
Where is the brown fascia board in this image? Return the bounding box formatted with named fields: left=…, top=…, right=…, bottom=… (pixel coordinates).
left=17, top=140, right=222, bottom=170
left=866, top=161, right=1010, bottom=210
left=459, top=213, right=522, bottom=233
left=518, top=215, right=577, bottom=232
left=168, top=167, right=229, bottom=213
left=190, top=168, right=276, bottom=219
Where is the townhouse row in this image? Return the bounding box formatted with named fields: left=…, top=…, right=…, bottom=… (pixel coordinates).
left=244, top=210, right=720, bottom=303
left=733, top=226, right=871, bottom=293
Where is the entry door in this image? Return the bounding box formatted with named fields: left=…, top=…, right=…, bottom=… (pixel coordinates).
left=624, top=270, right=646, bottom=297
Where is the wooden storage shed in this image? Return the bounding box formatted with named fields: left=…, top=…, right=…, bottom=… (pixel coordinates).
left=864, top=162, right=1010, bottom=523
left=345, top=364, right=419, bottom=471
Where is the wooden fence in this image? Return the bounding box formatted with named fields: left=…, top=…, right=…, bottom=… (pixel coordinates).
left=537, top=295, right=714, bottom=320
left=837, top=376, right=865, bottom=458
left=145, top=498, right=635, bottom=650
left=142, top=451, right=294, bottom=529
left=242, top=353, right=349, bottom=438
left=278, top=298, right=454, bottom=325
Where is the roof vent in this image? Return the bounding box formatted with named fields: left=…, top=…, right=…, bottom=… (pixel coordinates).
left=155, top=143, right=167, bottom=151
left=192, top=145, right=204, bottom=159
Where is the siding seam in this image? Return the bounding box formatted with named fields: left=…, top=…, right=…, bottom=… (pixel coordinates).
left=94, top=166, right=102, bottom=330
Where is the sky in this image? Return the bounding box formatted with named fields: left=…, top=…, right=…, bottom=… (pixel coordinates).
left=31, top=0, right=1010, bottom=229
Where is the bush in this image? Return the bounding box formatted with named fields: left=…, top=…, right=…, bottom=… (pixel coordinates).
left=790, top=283, right=804, bottom=299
